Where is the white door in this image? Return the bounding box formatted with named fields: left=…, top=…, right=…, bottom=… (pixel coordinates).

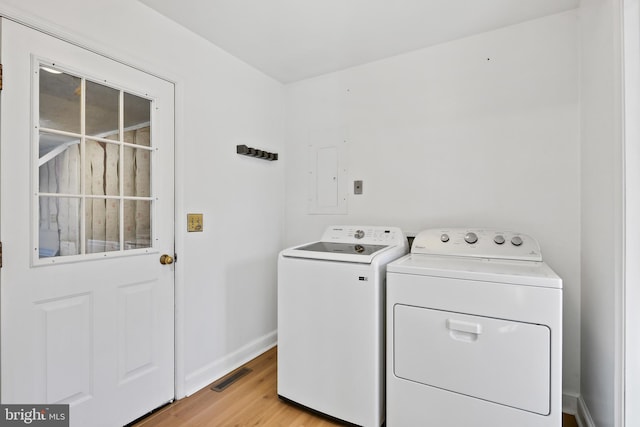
left=0, top=18, right=175, bottom=427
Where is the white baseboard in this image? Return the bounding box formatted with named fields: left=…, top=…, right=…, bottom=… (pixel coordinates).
left=563, top=393, right=596, bottom=427
left=563, top=392, right=579, bottom=415
left=576, top=395, right=596, bottom=427
left=182, top=330, right=277, bottom=398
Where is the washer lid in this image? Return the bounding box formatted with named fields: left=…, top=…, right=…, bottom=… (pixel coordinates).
left=281, top=242, right=392, bottom=264
left=387, top=253, right=562, bottom=289
left=295, top=241, right=389, bottom=256
left=280, top=225, right=408, bottom=264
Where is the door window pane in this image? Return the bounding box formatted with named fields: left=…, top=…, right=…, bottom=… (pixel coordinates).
left=124, top=93, right=151, bottom=146
left=86, top=198, right=120, bottom=254
left=39, top=131, right=79, bottom=160
left=86, top=80, right=119, bottom=138
left=39, top=196, right=81, bottom=257
left=85, top=140, right=120, bottom=197
left=124, top=199, right=151, bottom=250
left=39, top=135, right=81, bottom=195
left=123, top=145, right=151, bottom=197
left=39, top=68, right=81, bottom=133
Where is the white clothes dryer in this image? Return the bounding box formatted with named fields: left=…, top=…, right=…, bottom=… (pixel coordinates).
left=386, top=228, right=562, bottom=427
left=278, top=225, right=408, bottom=427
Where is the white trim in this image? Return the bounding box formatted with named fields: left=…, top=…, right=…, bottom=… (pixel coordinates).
left=622, top=1, right=640, bottom=427
left=577, top=395, right=597, bottom=427
left=563, top=391, right=579, bottom=416
left=563, top=393, right=596, bottom=427
left=172, top=80, right=186, bottom=400
left=183, top=330, right=277, bottom=398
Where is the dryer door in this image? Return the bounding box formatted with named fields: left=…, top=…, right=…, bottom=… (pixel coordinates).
left=393, top=304, right=551, bottom=415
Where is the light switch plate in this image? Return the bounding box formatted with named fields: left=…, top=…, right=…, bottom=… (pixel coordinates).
left=187, top=213, right=203, bottom=232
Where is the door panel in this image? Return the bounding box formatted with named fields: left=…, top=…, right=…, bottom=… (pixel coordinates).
left=39, top=294, right=93, bottom=404
left=0, top=18, right=175, bottom=427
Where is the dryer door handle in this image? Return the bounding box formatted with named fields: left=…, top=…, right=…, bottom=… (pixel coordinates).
left=446, top=319, right=483, bottom=335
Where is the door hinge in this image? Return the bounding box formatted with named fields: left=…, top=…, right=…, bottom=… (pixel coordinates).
left=0, top=241, right=3, bottom=268
left=0, top=64, right=3, bottom=91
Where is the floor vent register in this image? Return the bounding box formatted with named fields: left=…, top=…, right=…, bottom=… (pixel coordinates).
left=211, top=367, right=253, bottom=392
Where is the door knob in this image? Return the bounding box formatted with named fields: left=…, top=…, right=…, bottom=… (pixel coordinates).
left=160, top=254, right=174, bottom=265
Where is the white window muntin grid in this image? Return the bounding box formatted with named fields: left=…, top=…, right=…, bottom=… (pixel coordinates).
left=32, top=58, right=158, bottom=266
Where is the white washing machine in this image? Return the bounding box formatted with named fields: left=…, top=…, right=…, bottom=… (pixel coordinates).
left=386, top=228, right=562, bottom=427
left=278, top=225, right=409, bottom=427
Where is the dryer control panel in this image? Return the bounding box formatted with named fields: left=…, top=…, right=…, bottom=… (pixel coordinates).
left=411, top=228, right=542, bottom=261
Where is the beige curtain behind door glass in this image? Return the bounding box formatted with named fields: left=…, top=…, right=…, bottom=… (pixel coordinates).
left=38, top=126, right=151, bottom=256
left=39, top=144, right=81, bottom=256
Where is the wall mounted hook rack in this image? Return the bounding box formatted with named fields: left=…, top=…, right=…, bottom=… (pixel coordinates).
left=236, top=144, right=278, bottom=161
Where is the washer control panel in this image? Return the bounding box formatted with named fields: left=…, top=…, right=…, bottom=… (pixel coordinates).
left=321, top=225, right=406, bottom=246
left=412, top=228, right=542, bottom=261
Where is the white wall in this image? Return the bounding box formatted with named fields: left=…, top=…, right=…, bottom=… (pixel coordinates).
left=579, top=0, right=624, bottom=426
left=0, top=0, right=285, bottom=397
left=284, top=11, right=581, bottom=397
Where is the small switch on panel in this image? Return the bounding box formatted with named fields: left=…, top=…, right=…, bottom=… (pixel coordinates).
left=354, top=180, right=363, bottom=195
left=187, top=213, right=203, bottom=232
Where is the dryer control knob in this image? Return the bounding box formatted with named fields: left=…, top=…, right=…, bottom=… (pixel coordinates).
left=464, top=232, right=478, bottom=244
left=494, top=235, right=505, bottom=245
left=511, top=236, right=523, bottom=246
left=440, top=233, right=450, bottom=243
left=354, top=230, right=365, bottom=239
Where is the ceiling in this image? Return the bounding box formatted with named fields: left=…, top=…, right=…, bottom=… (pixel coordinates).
left=139, top=0, right=580, bottom=84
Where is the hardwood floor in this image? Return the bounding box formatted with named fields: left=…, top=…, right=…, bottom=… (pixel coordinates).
left=132, top=347, right=339, bottom=427
left=563, top=413, right=579, bottom=427
left=132, top=347, right=579, bottom=426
